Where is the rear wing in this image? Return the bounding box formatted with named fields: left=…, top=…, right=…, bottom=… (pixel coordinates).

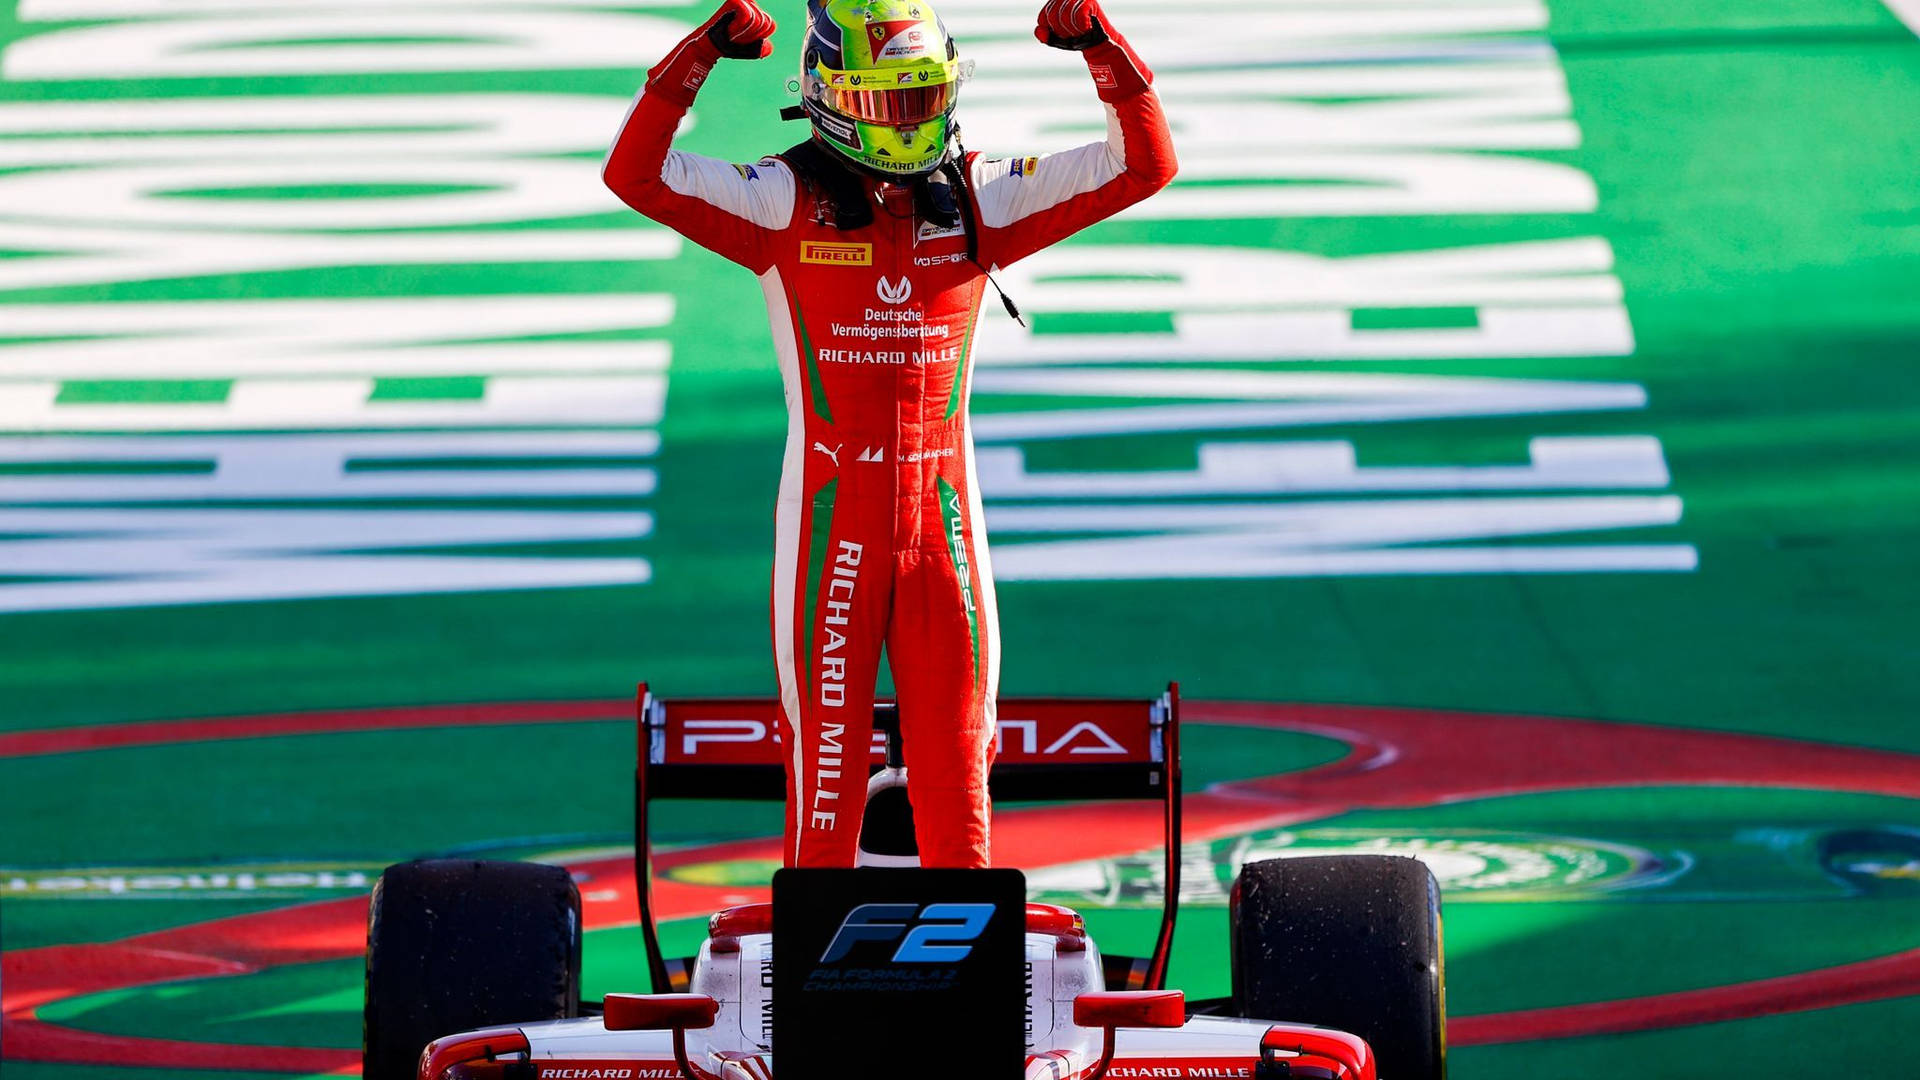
left=633, top=684, right=1182, bottom=993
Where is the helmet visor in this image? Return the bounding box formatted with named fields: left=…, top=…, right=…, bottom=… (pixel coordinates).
left=822, top=81, right=953, bottom=125
left=811, top=57, right=972, bottom=126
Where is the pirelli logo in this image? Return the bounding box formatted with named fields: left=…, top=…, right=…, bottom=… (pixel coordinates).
left=801, top=242, right=874, bottom=266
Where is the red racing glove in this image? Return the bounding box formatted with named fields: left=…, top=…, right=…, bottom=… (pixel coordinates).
left=1034, top=0, right=1153, bottom=102
left=646, top=0, right=777, bottom=105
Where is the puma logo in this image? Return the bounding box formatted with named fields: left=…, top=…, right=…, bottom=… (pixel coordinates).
left=812, top=442, right=842, bottom=467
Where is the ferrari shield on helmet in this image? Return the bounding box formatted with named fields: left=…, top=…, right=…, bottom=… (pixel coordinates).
left=802, top=0, right=972, bottom=177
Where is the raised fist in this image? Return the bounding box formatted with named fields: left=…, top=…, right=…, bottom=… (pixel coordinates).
left=1035, top=0, right=1111, bottom=51
left=701, top=0, right=777, bottom=60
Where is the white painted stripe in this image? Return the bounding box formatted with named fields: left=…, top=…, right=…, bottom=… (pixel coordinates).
left=985, top=496, right=1699, bottom=578
left=975, top=368, right=1632, bottom=401
left=961, top=62, right=1571, bottom=104
left=1114, top=153, right=1597, bottom=219
left=972, top=309, right=1634, bottom=365
left=1886, top=0, right=1920, bottom=34
left=992, top=543, right=1700, bottom=579
left=988, top=238, right=1624, bottom=312
left=0, top=508, right=652, bottom=612
left=957, top=4, right=1551, bottom=41
left=0, top=225, right=679, bottom=294
left=0, top=157, right=622, bottom=230
left=0, top=93, right=645, bottom=163
left=3, top=12, right=686, bottom=80
left=959, top=11, right=1553, bottom=72
left=22, top=0, right=690, bottom=14
left=0, top=469, right=656, bottom=502
left=987, top=495, right=1686, bottom=535
left=0, top=430, right=662, bottom=500
left=0, top=295, right=674, bottom=362
left=0, top=343, right=672, bottom=381
left=0, top=375, right=666, bottom=432
left=974, top=435, right=1671, bottom=498
left=969, top=372, right=1646, bottom=443
left=0, top=431, right=661, bottom=461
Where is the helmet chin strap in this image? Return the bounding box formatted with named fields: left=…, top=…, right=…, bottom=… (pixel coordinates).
left=943, top=135, right=1027, bottom=328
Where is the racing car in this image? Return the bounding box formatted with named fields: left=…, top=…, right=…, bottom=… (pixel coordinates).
left=363, top=685, right=1446, bottom=1080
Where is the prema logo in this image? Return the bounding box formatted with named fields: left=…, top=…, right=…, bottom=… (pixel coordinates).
left=820, top=901, right=996, bottom=963
left=680, top=718, right=769, bottom=755
left=997, top=718, right=1127, bottom=756
left=661, top=710, right=1141, bottom=765
left=876, top=276, right=912, bottom=305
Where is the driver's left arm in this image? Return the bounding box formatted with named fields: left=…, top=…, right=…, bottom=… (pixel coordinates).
left=968, top=4, right=1177, bottom=270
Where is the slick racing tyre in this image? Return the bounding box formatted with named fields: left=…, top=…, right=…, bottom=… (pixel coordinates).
left=363, top=859, right=582, bottom=1080
left=1230, top=854, right=1445, bottom=1080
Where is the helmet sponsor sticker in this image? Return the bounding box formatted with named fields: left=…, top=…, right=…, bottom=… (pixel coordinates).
left=806, top=103, right=862, bottom=149
left=869, top=20, right=929, bottom=60
left=816, top=59, right=963, bottom=89
left=918, top=220, right=965, bottom=242
left=801, top=241, right=874, bottom=266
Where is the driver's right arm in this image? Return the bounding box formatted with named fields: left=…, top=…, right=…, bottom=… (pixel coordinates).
left=602, top=0, right=793, bottom=273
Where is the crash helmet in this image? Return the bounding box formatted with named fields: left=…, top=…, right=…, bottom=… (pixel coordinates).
left=801, top=0, right=974, bottom=178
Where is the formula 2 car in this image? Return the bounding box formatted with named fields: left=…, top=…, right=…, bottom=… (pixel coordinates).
left=364, top=685, right=1445, bottom=1079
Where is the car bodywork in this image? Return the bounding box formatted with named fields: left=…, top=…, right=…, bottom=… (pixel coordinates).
left=414, top=686, right=1380, bottom=1080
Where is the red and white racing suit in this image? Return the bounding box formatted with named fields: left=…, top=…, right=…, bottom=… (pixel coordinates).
left=604, top=22, right=1175, bottom=868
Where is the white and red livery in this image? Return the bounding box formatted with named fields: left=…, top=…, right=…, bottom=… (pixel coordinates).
left=370, top=687, right=1443, bottom=1080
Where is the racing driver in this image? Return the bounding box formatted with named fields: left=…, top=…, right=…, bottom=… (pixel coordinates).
left=604, top=0, right=1176, bottom=868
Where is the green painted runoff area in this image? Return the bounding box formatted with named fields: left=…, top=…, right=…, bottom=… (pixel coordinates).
left=2, top=0, right=1918, bottom=1077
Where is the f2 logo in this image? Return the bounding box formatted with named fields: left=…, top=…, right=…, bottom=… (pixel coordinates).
left=820, top=902, right=994, bottom=963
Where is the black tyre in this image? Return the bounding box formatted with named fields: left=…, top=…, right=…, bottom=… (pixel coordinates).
left=1230, top=855, right=1444, bottom=1080
left=363, top=859, right=582, bottom=1080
